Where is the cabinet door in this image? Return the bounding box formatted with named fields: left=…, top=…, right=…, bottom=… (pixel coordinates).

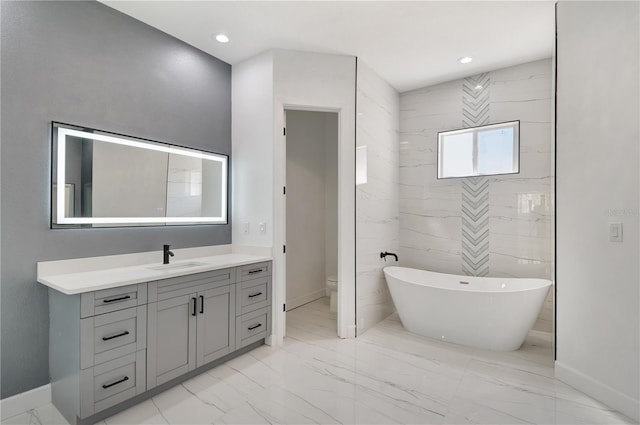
left=147, top=293, right=197, bottom=389
left=196, top=285, right=236, bottom=367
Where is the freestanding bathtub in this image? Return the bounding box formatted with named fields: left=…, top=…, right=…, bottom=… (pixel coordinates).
left=383, top=267, right=552, bottom=351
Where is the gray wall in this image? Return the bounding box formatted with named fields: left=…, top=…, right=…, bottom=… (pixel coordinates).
left=1, top=1, right=231, bottom=398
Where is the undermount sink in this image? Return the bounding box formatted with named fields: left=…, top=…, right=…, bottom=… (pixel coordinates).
left=147, top=262, right=208, bottom=271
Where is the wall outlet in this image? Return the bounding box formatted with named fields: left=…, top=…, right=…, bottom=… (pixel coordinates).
left=609, top=223, right=623, bottom=242
left=259, top=222, right=266, bottom=234
left=242, top=221, right=250, bottom=234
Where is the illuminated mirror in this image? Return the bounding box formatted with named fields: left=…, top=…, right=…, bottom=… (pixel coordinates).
left=51, top=122, right=228, bottom=227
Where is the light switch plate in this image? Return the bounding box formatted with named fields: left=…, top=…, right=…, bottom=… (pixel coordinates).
left=259, top=222, right=267, bottom=234
left=242, top=222, right=250, bottom=234
left=609, top=223, right=623, bottom=242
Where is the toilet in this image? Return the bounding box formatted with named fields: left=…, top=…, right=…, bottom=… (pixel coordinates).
left=326, top=275, right=338, bottom=313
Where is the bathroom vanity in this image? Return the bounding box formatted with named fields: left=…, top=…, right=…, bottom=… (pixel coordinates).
left=38, top=254, right=272, bottom=425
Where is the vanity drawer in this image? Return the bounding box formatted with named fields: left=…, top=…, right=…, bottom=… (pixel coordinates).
left=239, top=262, right=271, bottom=282
left=80, top=350, right=146, bottom=418
left=81, top=283, right=147, bottom=318
left=236, top=307, right=270, bottom=349
left=80, top=306, right=146, bottom=369
left=236, top=276, right=271, bottom=315
left=148, top=268, right=235, bottom=302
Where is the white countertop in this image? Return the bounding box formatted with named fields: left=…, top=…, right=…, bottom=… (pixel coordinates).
left=37, top=253, right=272, bottom=295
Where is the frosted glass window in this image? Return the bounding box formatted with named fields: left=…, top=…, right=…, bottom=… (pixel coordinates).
left=439, top=132, right=474, bottom=177
left=438, top=121, right=519, bottom=179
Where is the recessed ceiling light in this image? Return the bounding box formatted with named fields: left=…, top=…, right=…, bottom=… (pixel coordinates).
left=215, top=34, right=230, bottom=43
left=475, top=84, right=483, bottom=90
left=458, top=56, right=473, bottom=64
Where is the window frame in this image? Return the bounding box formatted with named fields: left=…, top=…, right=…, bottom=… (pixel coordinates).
left=437, top=120, right=520, bottom=179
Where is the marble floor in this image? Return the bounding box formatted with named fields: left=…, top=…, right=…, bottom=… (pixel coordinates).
left=5, top=298, right=634, bottom=425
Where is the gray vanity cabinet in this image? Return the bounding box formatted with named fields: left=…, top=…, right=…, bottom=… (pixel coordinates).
left=49, top=283, right=148, bottom=425
left=146, top=293, right=196, bottom=388
left=48, top=260, right=270, bottom=425
left=196, top=284, right=236, bottom=365
left=146, top=268, right=236, bottom=389
left=235, top=262, right=272, bottom=348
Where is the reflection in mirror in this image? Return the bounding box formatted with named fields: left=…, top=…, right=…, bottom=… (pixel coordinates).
left=51, top=123, right=228, bottom=227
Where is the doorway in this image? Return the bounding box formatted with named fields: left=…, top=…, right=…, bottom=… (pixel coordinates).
left=284, top=110, right=339, bottom=338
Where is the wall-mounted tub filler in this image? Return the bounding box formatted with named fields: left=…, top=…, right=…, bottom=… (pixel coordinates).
left=380, top=251, right=398, bottom=262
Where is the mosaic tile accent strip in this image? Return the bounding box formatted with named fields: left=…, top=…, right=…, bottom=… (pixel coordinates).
left=461, top=73, right=490, bottom=276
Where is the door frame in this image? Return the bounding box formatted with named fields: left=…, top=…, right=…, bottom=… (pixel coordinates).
left=270, top=102, right=356, bottom=345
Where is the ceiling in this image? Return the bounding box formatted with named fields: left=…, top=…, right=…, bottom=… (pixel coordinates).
left=100, top=1, right=555, bottom=93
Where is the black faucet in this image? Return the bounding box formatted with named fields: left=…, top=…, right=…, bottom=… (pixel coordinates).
left=163, top=244, right=174, bottom=264
left=380, top=251, right=398, bottom=262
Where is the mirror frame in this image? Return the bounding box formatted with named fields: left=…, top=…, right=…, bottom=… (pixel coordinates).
left=51, top=122, right=229, bottom=227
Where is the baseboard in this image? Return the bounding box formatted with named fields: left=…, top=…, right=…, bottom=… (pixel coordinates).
left=287, top=289, right=326, bottom=311
left=555, top=361, right=639, bottom=421
left=344, top=324, right=357, bottom=339
left=0, top=384, right=51, bottom=420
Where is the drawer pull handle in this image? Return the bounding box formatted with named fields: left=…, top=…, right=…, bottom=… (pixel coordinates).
left=102, top=331, right=130, bottom=341
left=102, top=376, right=129, bottom=389
left=247, top=269, right=263, bottom=274
left=192, top=297, right=197, bottom=316
left=199, top=295, right=204, bottom=314
left=248, top=323, right=262, bottom=330
left=103, top=295, right=131, bottom=303
left=248, top=292, right=263, bottom=298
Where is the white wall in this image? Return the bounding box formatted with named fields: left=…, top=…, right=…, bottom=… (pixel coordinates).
left=232, top=50, right=356, bottom=341
left=231, top=51, right=274, bottom=249
left=273, top=50, right=357, bottom=339
left=555, top=2, right=639, bottom=421
left=355, top=60, right=400, bottom=334
left=286, top=110, right=337, bottom=309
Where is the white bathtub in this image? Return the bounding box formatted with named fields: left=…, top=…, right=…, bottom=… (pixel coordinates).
left=383, top=267, right=552, bottom=351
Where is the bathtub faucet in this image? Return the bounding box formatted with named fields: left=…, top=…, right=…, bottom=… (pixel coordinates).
left=380, top=251, right=398, bottom=262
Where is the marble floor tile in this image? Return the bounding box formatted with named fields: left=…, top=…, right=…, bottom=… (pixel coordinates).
left=3, top=298, right=635, bottom=425
left=2, top=403, right=68, bottom=425
left=103, top=399, right=168, bottom=425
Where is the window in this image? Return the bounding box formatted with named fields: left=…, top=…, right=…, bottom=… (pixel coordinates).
left=437, top=121, right=519, bottom=179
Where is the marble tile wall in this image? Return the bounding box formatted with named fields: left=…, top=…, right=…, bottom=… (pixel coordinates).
left=399, top=59, right=554, bottom=332
left=355, top=60, right=400, bottom=334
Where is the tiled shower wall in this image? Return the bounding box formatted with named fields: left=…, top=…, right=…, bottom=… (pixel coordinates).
left=399, top=59, right=553, bottom=333
left=356, top=60, right=400, bottom=334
